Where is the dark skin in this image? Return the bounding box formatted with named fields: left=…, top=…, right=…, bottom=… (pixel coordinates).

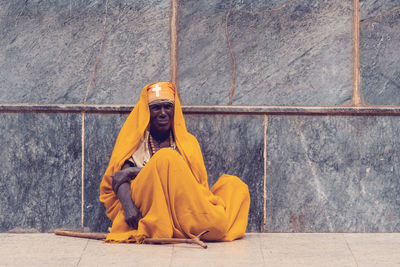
left=111, top=102, right=174, bottom=229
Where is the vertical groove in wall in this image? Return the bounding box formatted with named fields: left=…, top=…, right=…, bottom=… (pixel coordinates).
left=81, top=112, right=85, bottom=228
left=226, top=0, right=236, bottom=105
left=352, top=0, right=363, bottom=106
left=170, top=0, right=179, bottom=97
left=263, top=115, right=268, bottom=232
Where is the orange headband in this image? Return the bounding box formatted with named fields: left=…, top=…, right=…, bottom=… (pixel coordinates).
left=147, top=82, right=175, bottom=105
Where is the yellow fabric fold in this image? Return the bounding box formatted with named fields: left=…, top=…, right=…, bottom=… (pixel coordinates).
left=99, top=82, right=250, bottom=242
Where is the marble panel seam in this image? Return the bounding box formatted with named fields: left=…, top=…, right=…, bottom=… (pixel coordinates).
left=225, top=0, right=236, bottom=104
left=4, top=104, right=400, bottom=115
left=170, top=0, right=179, bottom=95
left=352, top=0, right=363, bottom=106
left=81, top=112, right=85, bottom=228
left=263, top=115, right=268, bottom=232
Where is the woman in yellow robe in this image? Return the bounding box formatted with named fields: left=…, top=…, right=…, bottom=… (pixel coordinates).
left=99, top=81, right=250, bottom=243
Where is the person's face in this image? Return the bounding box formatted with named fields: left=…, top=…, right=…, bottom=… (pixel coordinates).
left=149, top=102, right=174, bottom=135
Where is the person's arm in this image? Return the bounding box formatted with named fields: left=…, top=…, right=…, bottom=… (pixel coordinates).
left=111, top=162, right=141, bottom=193
left=116, top=183, right=142, bottom=229
left=111, top=162, right=143, bottom=229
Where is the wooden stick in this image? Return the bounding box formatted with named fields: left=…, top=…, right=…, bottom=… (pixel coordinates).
left=54, top=229, right=210, bottom=249
left=54, top=229, right=107, bottom=240
left=144, top=230, right=209, bottom=249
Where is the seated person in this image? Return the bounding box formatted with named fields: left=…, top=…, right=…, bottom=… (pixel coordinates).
left=100, top=81, right=250, bottom=243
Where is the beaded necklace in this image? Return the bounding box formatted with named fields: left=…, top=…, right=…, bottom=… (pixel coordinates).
left=149, top=131, right=174, bottom=156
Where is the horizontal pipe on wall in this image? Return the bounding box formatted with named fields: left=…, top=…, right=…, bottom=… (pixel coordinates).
left=1, top=103, right=400, bottom=116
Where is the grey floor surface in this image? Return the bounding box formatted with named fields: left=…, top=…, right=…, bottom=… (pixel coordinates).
left=0, top=233, right=399, bottom=266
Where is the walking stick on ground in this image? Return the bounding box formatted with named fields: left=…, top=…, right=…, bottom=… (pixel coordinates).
left=54, top=229, right=106, bottom=240
left=54, top=229, right=210, bottom=249
left=143, top=230, right=209, bottom=248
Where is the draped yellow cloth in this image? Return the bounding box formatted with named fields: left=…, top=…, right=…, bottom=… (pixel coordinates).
left=99, top=82, right=250, bottom=243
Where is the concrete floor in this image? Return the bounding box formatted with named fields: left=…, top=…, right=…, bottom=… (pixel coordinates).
left=0, top=233, right=399, bottom=266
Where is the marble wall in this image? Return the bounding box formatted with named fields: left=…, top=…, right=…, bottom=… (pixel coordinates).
left=0, top=0, right=170, bottom=104
left=266, top=115, right=400, bottom=232
left=0, top=113, right=82, bottom=232
left=83, top=113, right=128, bottom=232
left=360, top=0, right=400, bottom=105
left=179, top=0, right=353, bottom=105
left=1, top=0, right=399, bottom=233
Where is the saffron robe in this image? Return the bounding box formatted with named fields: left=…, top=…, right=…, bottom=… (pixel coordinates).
left=99, top=82, right=250, bottom=243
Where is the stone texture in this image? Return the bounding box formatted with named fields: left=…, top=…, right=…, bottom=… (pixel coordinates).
left=0, top=0, right=170, bottom=104
left=344, top=233, right=400, bottom=266
left=185, top=114, right=264, bottom=232
left=85, top=0, right=170, bottom=104
left=84, top=113, right=128, bottom=232
left=2, top=233, right=400, bottom=266
left=178, top=0, right=232, bottom=105
left=0, top=0, right=104, bottom=103
left=260, top=234, right=355, bottom=266
left=360, top=0, right=400, bottom=18
left=360, top=1, right=400, bottom=105
left=265, top=115, right=400, bottom=232
left=230, top=0, right=353, bottom=105
left=178, top=0, right=352, bottom=105
left=0, top=113, right=81, bottom=232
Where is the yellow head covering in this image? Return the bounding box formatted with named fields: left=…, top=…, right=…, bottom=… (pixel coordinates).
left=147, top=81, right=175, bottom=105
left=100, top=81, right=209, bottom=221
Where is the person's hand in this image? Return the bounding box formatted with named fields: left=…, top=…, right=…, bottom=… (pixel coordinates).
left=124, top=203, right=142, bottom=229
left=111, top=167, right=142, bottom=194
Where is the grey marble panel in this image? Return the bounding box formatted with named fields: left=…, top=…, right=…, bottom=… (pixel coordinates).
left=266, top=116, right=400, bottom=232
left=178, top=0, right=352, bottom=105
left=360, top=0, right=400, bottom=18
left=0, top=113, right=81, bottom=232
left=0, top=0, right=169, bottom=104
left=85, top=0, right=170, bottom=104
left=360, top=1, right=400, bottom=105
left=230, top=0, right=352, bottom=105
left=83, top=113, right=128, bottom=232
left=178, top=0, right=232, bottom=105
left=185, top=114, right=264, bottom=232
left=0, top=1, right=104, bottom=103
